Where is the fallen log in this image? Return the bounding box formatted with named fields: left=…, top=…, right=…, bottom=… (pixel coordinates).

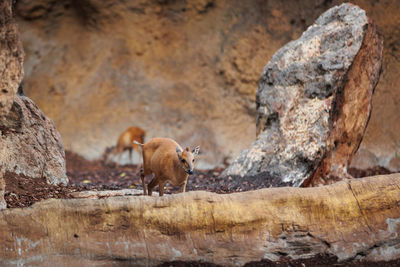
left=0, top=174, right=399, bottom=266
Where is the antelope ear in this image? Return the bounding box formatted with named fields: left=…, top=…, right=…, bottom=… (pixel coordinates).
left=176, top=146, right=183, bottom=156
left=192, top=146, right=200, bottom=156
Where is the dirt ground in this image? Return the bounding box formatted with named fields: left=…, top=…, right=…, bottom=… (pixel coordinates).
left=3, top=151, right=399, bottom=266
left=64, top=150, right=392, bottom=193
left=161, top=253, right=400, bottom=267
left=4, top=150, right=393, bottom=208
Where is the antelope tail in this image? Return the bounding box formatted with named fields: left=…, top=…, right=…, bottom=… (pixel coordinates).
left=133, top=140, right=144, bottom=166
left=133, top=140, right=144, bottom=146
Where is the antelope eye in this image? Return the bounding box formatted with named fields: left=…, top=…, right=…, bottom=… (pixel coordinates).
left=192, top=159, right=195, bottom=163
left=181, top=159, right=186, bottom=163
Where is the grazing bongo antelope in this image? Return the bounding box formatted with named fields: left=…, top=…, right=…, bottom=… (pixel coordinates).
left=106, top=126, right=146, bottom=165
left=134, top=138, right=200, bottom=196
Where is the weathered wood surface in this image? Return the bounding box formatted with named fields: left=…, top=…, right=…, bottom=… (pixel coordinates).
left=0, top=174, right=399, bottom=266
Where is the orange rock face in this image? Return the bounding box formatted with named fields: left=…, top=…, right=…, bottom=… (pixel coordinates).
left=14, top=0, right=400, bottom=171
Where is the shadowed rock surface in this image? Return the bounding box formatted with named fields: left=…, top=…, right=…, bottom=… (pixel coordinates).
left=0, top=0, right=24, bottom=117
left=0, top=0, right=67, bottom=196
left=0, top=174, right=399, bottom=265
left=224, top=3, right=383, bottom=186
left=0, top=0, right=24, bottom=211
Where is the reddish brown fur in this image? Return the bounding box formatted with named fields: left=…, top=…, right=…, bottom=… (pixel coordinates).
left=137, top=138, right=199, bottom=196
left=108, top=126, right=146, bottom=164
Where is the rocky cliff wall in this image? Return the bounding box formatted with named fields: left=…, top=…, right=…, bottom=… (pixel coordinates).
left=15, top=0, right=400, bottom=170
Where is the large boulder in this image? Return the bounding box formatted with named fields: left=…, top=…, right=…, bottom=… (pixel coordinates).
left=0, top=0, right=67, bottom=190
left=0, top=95, right=68, bottom=185
left=224, top=3, right=383, bottom=186
left=0, top=174, right=399, bottom=265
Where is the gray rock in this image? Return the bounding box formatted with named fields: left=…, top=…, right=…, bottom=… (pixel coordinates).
left=224, top=3, right=383, bottom=186
left=0, top=95, right=68, bottom=185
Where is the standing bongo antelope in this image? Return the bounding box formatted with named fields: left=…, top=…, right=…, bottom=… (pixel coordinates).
left=134, top=138, right=200, bottom=196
